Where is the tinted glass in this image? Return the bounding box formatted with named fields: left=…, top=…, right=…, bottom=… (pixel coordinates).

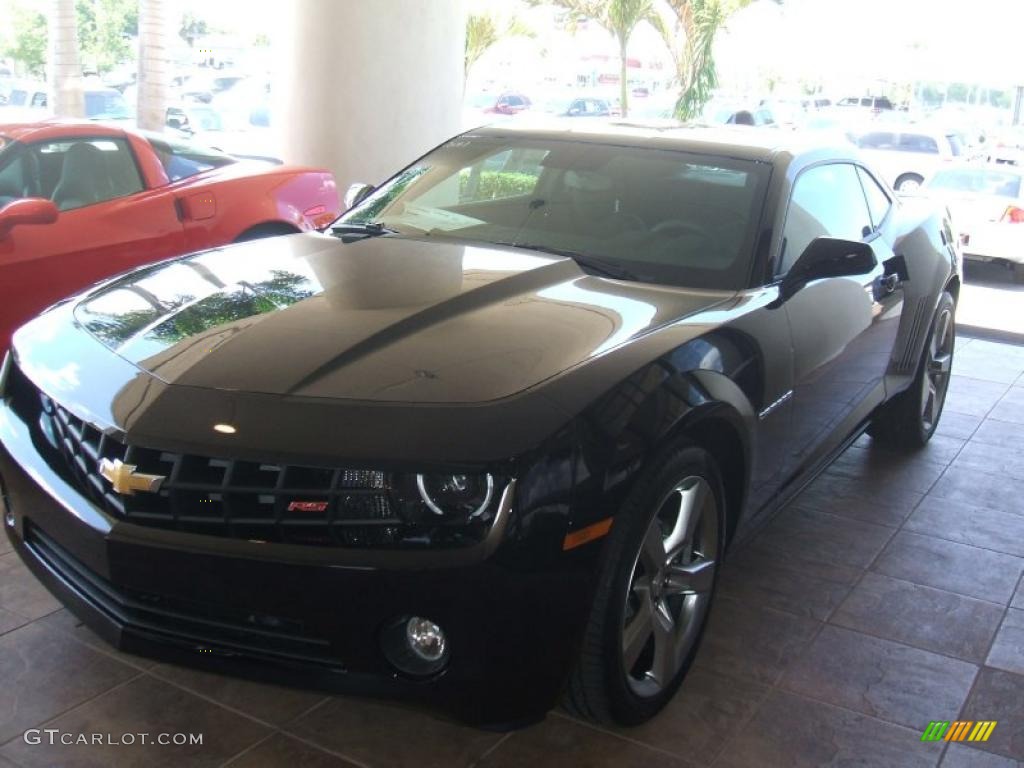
left=338, top=136, right=771, bottom=290
left=899, top=133, right=939, bottom=154
left=857, top=167, right=892, bottom=227
left=946, top=134, right=964, bottom=157
left=857, top=132, right=897, bottom=149
left=146, top=134, right=236, bottom=182
left=781, top=163, right=872, bottom=273
left=929, top=168, right=1022, bottom=198
left=25, top=137, right=144, bottom=211
left=84, top=90, right=131, bottom=120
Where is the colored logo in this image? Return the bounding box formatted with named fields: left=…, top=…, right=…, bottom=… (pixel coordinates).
left=921, top=721, right=997, bottom=742
left=98, top=458, right=165, bottom=496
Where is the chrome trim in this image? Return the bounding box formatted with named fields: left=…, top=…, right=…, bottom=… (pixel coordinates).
left=758, top=390, right=793, bottom=421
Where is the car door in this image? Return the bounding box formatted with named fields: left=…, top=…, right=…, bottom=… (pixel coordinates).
left=0, top=135, right=185, bottom=346
left=779, top=162, right=903, bottom=480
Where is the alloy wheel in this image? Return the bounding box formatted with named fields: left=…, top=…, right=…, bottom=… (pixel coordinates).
left=621, top=475, right=719, bottom=698
left=921, top=305, right=954, bottom=432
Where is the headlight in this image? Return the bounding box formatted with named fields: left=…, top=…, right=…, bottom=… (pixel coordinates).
left=416, top=473, right=494, bottom=519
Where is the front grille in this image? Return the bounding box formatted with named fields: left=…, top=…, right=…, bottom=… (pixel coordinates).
left=25, top=523, right=341, bottom=667
left=6, top=361, right=489, bottom=549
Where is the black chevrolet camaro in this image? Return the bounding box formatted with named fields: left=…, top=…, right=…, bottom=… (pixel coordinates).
left=0, top=124, right=960, bottom=727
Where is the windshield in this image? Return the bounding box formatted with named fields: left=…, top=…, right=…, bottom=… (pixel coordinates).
left=335, top=135, right=770, bottom=289
left=145, top=133, right=236, bottom=182
left=929, top=168, right=1021, bottom=198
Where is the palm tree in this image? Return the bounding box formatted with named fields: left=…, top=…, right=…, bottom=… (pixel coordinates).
left=541, top=0, right=660, bottom=117
left=137, top=0, right=170, bottom=130
left=48, top=0, right=84, bottom=117
left=465, top=12, right=533, bottom=89
left=656, top=0, right=754, bottom=121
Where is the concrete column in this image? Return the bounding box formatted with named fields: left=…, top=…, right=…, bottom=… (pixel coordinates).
left=137, top=0, right=173, bottom=131
left=48, top=0, right=84, bottom=118
left=273, top=0, right=465, bottom=193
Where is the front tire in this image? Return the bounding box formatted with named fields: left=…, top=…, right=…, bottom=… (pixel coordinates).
left=566, top=442, right=724, bottom=725
left=868, top=291, right=955, bottom=450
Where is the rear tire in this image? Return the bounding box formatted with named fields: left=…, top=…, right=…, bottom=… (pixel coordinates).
left=868, top=291, right=955, bottom=450
left=894, top=173, right=924, bottom=193
left=565, top=442, right=725, bottom=725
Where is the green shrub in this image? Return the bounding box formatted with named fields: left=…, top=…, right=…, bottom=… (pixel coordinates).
left=459, top=170, right=538, bottom=201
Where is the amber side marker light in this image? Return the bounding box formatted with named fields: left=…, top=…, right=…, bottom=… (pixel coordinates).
left=563, top=517, right=614, bottom=551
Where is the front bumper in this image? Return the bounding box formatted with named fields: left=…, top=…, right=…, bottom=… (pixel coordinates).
left=0, top=398, right=596, bottom=727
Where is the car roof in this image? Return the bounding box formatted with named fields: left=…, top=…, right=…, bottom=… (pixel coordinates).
left=0, top=119, right=132, bottom=142
left=468, top=120, right=856, bottom=165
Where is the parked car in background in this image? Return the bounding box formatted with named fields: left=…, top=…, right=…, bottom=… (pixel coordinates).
left=924, top=163, right=1024, bottom=281
left=538, top=95, right=611, bottom=118
left=462, top=91, right=533, bottom=128
left=0, top=123, right=960, bottom=729
left=0, top=120, right=339, bottom=348
left=165, top=103, right=279, bottom=163
left=702, top=100, right=776, bottom=127
left=0, top=80, right=48, bottom=111
left=837, top=95, right=894, bottom=113
left=851, top=126, right=964, bottom=191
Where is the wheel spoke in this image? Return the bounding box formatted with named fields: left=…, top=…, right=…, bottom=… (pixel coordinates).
left=664, top=558, right=716, bottom=595
left=929, top=351, right=952, bottom=376
left=648, top=599, right=676, bottom=685
left=622, top=595, right=654, bottom=671
left=639, top=523, right=667, bottom=573
left=923, top=378, right=937, bottom=425
left=664, top=481, right=704, bottom=561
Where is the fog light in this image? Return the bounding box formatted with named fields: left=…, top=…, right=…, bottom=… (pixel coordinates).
left=406, top=617, right=446, bottom=662
left=381, top=615, right=449, bottom=677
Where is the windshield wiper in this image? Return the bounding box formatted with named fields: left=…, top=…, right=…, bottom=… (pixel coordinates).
left=330, top=221, right=399, bottom=239
left=493, top=241, right=639, bottom=281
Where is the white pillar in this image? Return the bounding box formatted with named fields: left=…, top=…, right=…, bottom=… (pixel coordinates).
left=48, top=0, right=84, bottom=118
left=273, top=0, right=465, bottom=191
left=137, top=0, right=172, bottom=131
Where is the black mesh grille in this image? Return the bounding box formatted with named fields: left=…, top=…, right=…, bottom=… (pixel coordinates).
left=8, top=362, right=407, bottom=548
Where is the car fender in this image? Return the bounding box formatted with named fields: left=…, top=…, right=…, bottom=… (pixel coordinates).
left=568, top=340, right=757, bottom=538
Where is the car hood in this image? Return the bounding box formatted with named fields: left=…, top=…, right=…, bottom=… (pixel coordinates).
left=70, top=233, right=731, bottom=405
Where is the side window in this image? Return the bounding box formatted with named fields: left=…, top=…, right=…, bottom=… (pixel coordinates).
left=31, top=92, right=47, bottom=108
left=34, top=138, right=144, bottom=211
left=858, top=132, right=897, bottom=149
left=455, top=147, right=547, bottom=204
left=779, top=163, right=873, bottom=274
left=857, top=167, right=892, bottom=229
left=899, top=134, right=939, bottom=154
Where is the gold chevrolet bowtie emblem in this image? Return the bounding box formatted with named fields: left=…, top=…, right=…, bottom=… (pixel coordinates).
left=98, top=458, right=165, bottom=495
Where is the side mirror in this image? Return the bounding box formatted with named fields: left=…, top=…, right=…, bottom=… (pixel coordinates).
left=0, top=198, right=59, bottom=239
left=781, top=237, right=876, bottom=300
left=344, top=182, right=375, bottom=210
left=167, top=116, right=184, bottom=129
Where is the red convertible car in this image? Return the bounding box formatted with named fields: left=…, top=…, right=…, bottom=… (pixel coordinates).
left=0, top=121, right=340, bottom=348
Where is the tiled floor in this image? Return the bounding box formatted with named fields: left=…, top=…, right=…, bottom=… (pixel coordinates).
left=1, top=334, right=1023, bottom=767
